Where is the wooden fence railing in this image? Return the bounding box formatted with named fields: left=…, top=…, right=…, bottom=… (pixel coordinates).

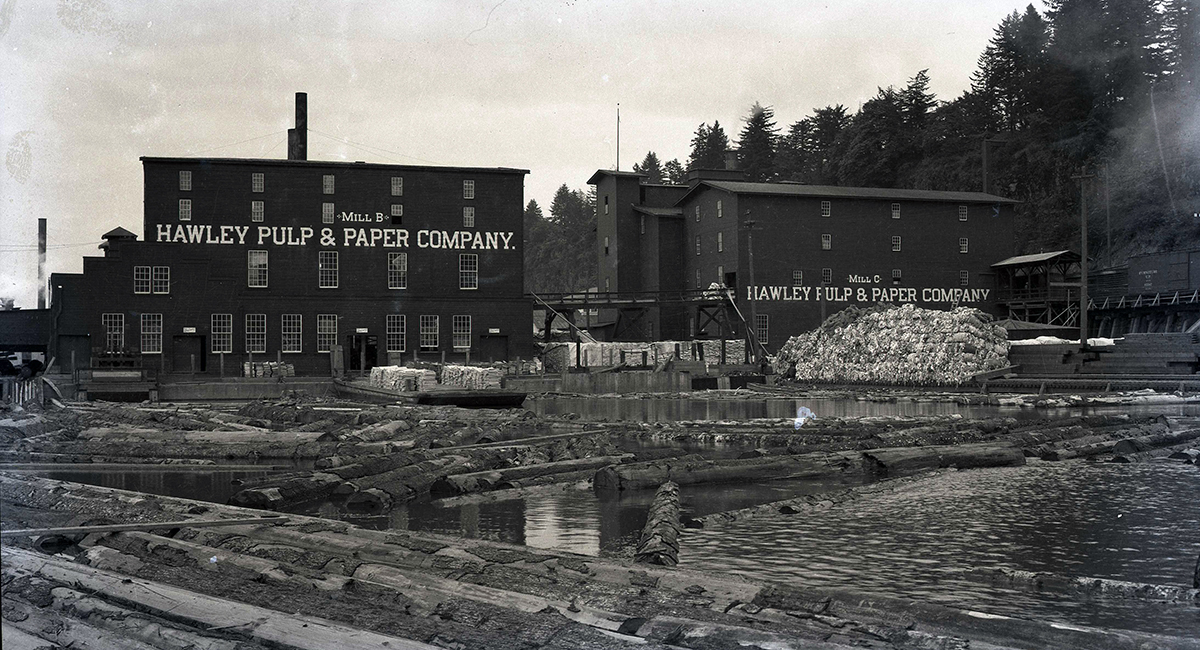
left=1, top=376, right=43, bottom=407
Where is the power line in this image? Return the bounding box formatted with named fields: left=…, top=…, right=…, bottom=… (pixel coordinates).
left=308, top=128, right=442, bottom=166
left=184, top=130, right=289, bottom=157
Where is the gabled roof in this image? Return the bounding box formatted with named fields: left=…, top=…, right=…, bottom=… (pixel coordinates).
left=587, top=169, right=646, bottom=185
left=632, top=205, right=683, bottom=217
left=102, top=226, right=138, bottom=240
left=991, top=250, right=1079, bottom=268
left=675, top=180, right=1020, bottom=206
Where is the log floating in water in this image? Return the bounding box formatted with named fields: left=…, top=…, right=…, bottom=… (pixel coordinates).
left=594, top=452, right=864, bottom=491
left=863, top=443, right=1026, bottom=478
left=430, top=454, right=633, bottom=497
left=0, top=516, right=286, bottom=538
left=635, top=482, right=681, bottom=566
left=2, top=546, right=442, bottom=650
left=967, top=567, right=1200, bottom=603
left=76, top=427, right=333, bottom=444
left=1111, top=427, right=1200, bottom=456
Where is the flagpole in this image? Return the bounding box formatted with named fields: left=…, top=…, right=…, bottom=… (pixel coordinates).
left=616, top=103, right=620, bottom=171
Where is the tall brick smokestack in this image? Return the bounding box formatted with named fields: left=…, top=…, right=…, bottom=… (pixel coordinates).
left=37, top=218, right=46, bottom=309
left=288, top=92, right=307, bottom=161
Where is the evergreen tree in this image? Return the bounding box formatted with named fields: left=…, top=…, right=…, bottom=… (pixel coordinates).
left=663, top=158, right=686, bottom=184
left=688, top=121, right=730, bottom=170
left=774, top=119, right=813, bottom=182
left=737, top=102, right=780, bottom=182
left=633, top=151, right=664, bottom=184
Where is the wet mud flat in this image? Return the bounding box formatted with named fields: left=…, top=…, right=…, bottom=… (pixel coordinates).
left=4, top=472, right=1198, bottom=650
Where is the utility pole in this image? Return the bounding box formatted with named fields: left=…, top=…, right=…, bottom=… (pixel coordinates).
left=743, top=214, right=761, bottom=364
left=1072, top=167, right=1094, bottom=349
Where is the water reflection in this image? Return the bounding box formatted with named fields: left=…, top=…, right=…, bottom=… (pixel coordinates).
left=35, top=468, right=277, bottom=504
left=680, top=462, right=1200, bottom=636
left=529, top=396, right=1200, bottom=422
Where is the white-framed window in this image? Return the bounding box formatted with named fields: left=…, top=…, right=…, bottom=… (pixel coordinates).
left=958, top=205, right=968, bottom=221
left=251, top=200, right=264, bottom=222
left=821, top=200, right=831, bottom=217
left=892, top=269, right=902, bottom=283
left=604, top=196, right=609, bottom=215
left=319, top=251, right=338, bottom=288
left=821, top=234, right=831, bottom=250
left=391, top=204, right=403, bottom=224
left=102, top=313, right=124, bottom=351
left=419, top=315, right=439, bottom=350
left=317, top=314, right=337, bottom=353
left=388, top=252, right=408, bottom=289
left=179, top=170, right=192, bottom=191
left=892, top=236, right=902, bottom=252
left=462, top=180, right=475, bottom=199
left=152, top=266, right=170, bottom=294
left=463, top=206, right=475, bottom=227
left=211, top=314, right=233, bottom=353
left=459, top=254, right=478, bottom=290
left=391, top=176, right=403, bottom=196
left=281, top=314, right=302, bottom=353
left=605, top=277, right=610, bottom=292
left=604, top=236, right=610, bottom=256
left=452, top=315, right=471, bottom=349
left=695, top=235, right=701, bottom=256
left=640, top=214, right=645, bottom=235
left=755, top=314, right=769, bottom=346
left=717, top=200, right=723, bottom=218
left=821, top=268, right=832, bottom=284
left=179, top=199, right=192, bottom=221
left=960, top=270, right=969, bottom=286
left=891, top=203, right=901, bottom=219
left=386, top=314, right=406, bottom=352
left=793, top=270, right=803, bottom=287
left=322, top=202, right=335, bottom=224
left=717, top=232, right=724, bottom=252
left=717, top=265, right=724, bottom=282
left=245, top=314, right=266, bottom=353
left=140, top=313, right=162, bottom=354
left=248, top=251, right=268, bottom=287
left=959, top=238, right=969, bottom=253
left=134, top=266, right=151, bottom=294
left=322, top=174, right=335, bottom=194
left=695, top=268, right=701, bottom=288
left=695, top=205, right=701, bottom=222
left=252, top=172, right=264, bottom=193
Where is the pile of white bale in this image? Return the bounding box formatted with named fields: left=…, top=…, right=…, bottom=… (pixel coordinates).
left=243, top=361, right=294, bottom=377
left=369, top=366, right=437, bottom=392
left=772, top=304, right=1010, bottom=386
left=545, top=339, right=747, bottom=372
left=441, top=364, right=504, bottom=389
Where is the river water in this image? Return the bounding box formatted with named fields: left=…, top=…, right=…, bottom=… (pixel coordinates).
left=527, top=395, right=1200, bottom=422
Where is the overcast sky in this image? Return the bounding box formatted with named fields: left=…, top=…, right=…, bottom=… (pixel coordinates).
left=1, top=0, right=1036, bottom=306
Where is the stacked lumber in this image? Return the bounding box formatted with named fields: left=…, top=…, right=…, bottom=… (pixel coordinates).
left=546, top=339, right=747, bottom=370
left=635, top=482, right=681, bottom=566
left=370, top=366, right=437, bottom=391
left=441, top=365, right=503, bottom=389
left=243, top=361, right=295, bottom=377
left=773, top=304, right=1010, bottom=386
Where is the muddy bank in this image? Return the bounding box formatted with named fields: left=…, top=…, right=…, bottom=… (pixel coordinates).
left=3, top=473, right=1195, bottom=650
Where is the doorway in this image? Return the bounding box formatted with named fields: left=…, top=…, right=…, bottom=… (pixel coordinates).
left=478, top=335, right=508, bottom=362
left=345, top=334, right=378, bottom=375
left=172, top=335, right=205, bottom=373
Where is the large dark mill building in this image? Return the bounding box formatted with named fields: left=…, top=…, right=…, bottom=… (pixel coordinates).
left=50, top=94, right=532, bottom=376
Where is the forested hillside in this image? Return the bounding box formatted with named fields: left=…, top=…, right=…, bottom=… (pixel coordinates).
left=525, top=0, right=1198, bottom=293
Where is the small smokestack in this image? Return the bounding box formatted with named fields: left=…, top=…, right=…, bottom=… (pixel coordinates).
left=724, top=150, right=739, bottom=171
left=37, top=218, right=46, bottom=309
left=293, top=92, right=307, bottom=161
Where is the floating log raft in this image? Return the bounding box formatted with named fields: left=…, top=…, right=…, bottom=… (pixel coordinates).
left=967, top=567, right=1200, bottom=603
left=635, top=482, right=681, bottom=566
left=863, top=443, right=1026, bottom=478
left=430, top=454, right=633, bottom=497
left=594, top=452, right=864, bottom=491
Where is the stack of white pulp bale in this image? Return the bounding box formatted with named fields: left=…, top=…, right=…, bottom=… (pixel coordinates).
left=369, top=366, right=437, bottom=392
left=243, top=361, right=295, bottom=377
left=546, top=340, right=747, bottom=370
left=441, top=365, right=504, bottom=389
left=772, top=304, right=1010, bottom=386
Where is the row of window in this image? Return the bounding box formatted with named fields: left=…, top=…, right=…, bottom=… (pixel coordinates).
left=103, top=313, right=473, bottom=354
left=693, top=268, right=972, bottom=287
left=178, top=200, right=477, bottom=227
left=245, top=251, right=476, bottom=290
left=689, top=234, right=971, bottom=255
left=682, top=200, right=974, bottom=222
left=179, top=171, right=476, bottom=199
